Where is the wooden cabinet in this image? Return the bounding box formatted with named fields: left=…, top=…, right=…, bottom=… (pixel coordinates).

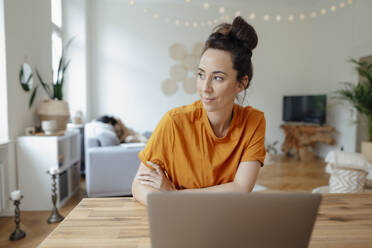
left=17, top=131, right=81, bottom=210
left=280, top=124, right=335, bottom=160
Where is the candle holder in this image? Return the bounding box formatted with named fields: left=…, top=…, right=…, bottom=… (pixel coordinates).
left=9, top=195, right=26, bottom=241
left=46, top=170, right=64, bottom=224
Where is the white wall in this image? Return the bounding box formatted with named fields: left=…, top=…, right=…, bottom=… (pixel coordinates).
left=75, top=0, right=372, bottom=157
left=63, top=0, right=88, bottom=121
left=0, top=0, right=8, bottom=143
left=4, top=0, right=51, bottom=140
left=1, top=0, right=52, bottom=215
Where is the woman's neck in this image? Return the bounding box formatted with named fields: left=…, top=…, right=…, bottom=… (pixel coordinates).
left=206, top=105, right=234, bottom=138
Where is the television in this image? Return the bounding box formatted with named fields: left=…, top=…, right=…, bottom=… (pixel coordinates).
left=283, top=95, right=326, bottom=125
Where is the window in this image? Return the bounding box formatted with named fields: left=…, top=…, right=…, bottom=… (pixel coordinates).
left=51, top=0, right=62, bottom=28
left=51, top=0, right=62, bottom=84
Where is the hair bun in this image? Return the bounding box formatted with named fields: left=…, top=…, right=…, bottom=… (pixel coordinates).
left=230, top=16, right=258, bottom=51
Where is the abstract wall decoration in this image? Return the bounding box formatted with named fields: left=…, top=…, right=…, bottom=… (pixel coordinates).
left=161, top=42, right=204, bottom=96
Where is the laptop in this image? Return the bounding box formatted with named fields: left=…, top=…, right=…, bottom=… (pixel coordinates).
left=147, top=192, right=321, bottom=248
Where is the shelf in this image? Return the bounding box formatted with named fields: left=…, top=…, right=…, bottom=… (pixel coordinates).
left=17, top=131, right=81, bottom=211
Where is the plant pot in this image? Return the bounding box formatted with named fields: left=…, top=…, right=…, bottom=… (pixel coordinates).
left=37, top=99, right=70, bottom=131
left=361, top=141, right=372, bottom=162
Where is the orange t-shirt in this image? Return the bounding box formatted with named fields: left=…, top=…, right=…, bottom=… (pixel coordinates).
left=138, top=100, right=266, bottom=189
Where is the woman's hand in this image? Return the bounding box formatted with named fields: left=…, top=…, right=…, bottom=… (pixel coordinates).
left=137, top=161, right=177, bottom=192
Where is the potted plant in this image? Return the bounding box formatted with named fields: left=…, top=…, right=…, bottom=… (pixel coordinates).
left=265, top=140, right=279, bottom=164
left=32, top=38, right=74, bottom=131
left=334, top=58, right=372, bottom=161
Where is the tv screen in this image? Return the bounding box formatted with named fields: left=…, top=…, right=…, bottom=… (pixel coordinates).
left=283, top=95, right=326, bottom=125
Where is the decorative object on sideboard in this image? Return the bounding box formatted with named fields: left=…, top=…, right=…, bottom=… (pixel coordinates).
left=37, top=99, right=70, bottom=131
left=9, top=190, right=26, bottom=241
left=41, top=120, right=58, bottom=135
left=334, top=58, right=372, bottom=162
left=24, top=37, right=74, bottom=131
left=72, top=110, right=84, bottom=124
left=46, top=167, right=64, bottom=224
left=24, top=127, right=36, bottom=136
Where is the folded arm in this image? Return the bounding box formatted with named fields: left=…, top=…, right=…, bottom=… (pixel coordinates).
left=132, top=160, right=261, bottom=205
left=132, top=163, right=161, bottom=206
left=179, top=161, right=261, bottom=193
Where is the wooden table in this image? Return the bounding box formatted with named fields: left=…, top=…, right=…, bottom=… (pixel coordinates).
left=39, top=194, right=372, bottom=248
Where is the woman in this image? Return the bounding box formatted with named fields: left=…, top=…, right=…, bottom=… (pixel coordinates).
left=132, top=16, right=266, bottom=206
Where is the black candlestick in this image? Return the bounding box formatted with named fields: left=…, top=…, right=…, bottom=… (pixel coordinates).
left=46, top=171, right=64, bottom=224
left=9, top=196, right=26, bottom=241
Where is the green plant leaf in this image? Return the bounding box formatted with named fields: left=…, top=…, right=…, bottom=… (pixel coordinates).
left=56, top=55, right=64, bottom=85
left=19, top=66, right=30, bottom=91
left=29, top=86, right=38, bottom=108
left=35, top=69, right=52, bottom=99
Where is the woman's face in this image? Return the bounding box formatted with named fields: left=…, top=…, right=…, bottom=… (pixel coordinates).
left=197, top=48, right=245, bottom=113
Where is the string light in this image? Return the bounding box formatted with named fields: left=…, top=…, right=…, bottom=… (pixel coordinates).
left=130, top=0, right=354, bottom=28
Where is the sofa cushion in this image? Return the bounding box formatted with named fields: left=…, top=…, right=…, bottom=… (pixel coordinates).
left=96, top=129, right=120, bottom=147
left=85, top=121, right=120, bottom=147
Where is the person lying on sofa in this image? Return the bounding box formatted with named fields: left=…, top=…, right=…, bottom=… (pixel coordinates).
left=132, top=16, right=266, bottom=206
left=96, top=115, right=147, bottom=143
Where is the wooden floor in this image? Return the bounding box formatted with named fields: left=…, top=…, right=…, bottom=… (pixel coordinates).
left=0, top=156, right=329, bottom=248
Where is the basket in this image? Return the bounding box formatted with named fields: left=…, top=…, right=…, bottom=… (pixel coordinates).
left=328, top=165, right=367, bottom=193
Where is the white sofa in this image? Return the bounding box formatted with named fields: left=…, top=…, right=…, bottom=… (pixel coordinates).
left=85, top=122, right=146, bottom=197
